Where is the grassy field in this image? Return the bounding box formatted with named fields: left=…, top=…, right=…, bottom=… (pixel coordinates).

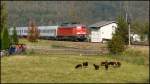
left=1, top=54, right=149, bottom=83
left=19, top=38, right=106, bottom=49
left=1, top=38, right=149, bottom=83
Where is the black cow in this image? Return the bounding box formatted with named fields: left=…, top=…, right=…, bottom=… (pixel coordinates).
left=75, top=64, right=82, bottom=69
left=93, top=64, right=99, bottom=70
left=83, top=61, right=88, bottom=68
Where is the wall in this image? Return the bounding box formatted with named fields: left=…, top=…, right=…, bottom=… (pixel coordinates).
left=90, top=22, right=117, bottom=42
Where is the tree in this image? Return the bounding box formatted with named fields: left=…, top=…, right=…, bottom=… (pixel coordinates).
left=1, top=27, right=11, bottom=49
left=107, top=15, right=127, bottom=54
left=1, top=2, right=11, bottom=50
left=108, top=34, right=125, bottom=54
left=12, top=26, right=19, bottom=44
left=27, top=20, right=39, bottom=42
left=116, top=15, right=128, bottom=45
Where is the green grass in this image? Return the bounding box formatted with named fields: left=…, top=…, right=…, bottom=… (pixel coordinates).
left=1, top=54, right=149, bottom=83
left=106, top=48, right=149, bottom=65
left=19, top=38, right=51, bottom=46
left=18, top=38, right=106, bottom=49
left=1, top=38, right=149, bottom=83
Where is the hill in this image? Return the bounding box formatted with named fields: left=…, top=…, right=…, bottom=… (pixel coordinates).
left=3, top=1, right=149, bottom=27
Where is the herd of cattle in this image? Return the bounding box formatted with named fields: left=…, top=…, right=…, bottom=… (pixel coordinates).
left=75, top=60, right=121, bottom=70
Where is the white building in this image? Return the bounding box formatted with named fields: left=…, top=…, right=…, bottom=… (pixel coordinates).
left=88, top=21, right=117, bottom=43
left=130, top=33, right=141, bottom=42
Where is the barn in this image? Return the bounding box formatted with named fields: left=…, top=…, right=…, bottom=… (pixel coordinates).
left=88, top=21, right=117, bottom=43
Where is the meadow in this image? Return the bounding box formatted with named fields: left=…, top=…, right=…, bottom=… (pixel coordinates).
left=1, top=39, right=149, bottom=83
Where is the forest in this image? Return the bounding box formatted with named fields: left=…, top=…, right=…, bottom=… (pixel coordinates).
left=4, top=1, right=149, bottom=27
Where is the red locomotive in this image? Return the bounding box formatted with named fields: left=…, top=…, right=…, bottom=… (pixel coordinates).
left=57, top=22, right=89, bottom=41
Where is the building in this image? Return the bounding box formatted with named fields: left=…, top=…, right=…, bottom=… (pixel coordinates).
left=130, top=33, right=141, bottom=42
left=88, top=21, right=117, bottom=43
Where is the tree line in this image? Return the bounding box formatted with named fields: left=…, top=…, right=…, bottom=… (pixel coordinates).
left=4, top=1, right=149, bottom=27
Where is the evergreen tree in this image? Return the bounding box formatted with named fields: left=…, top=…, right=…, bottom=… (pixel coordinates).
left=108, top=34, right=125, bottom=54
left=1, top=2, right=10, bottom=50
left=12, top=26, right=19, bottom=44
left=116, top=15, right=128, bottom=45
left=107, top=15, right=127, bottom=54
left=1, top=27, right=11, bottom=49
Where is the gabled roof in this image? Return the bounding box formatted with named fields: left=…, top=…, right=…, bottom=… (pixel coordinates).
left=88, top=21, right=116, bottom=28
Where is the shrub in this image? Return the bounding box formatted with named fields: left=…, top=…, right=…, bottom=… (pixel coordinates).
left=107, top=34, right=125, bottom=54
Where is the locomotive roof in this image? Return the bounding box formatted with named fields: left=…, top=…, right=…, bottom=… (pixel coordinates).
left=60, top=22, right=82, bottom=26
left=59, top=23, right=86, bottom=28
left=10, top=26, right=59, bottom=29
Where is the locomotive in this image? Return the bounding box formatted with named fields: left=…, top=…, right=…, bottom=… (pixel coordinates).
left=57, top=22, right=89, bottom=41
left=9, top=22, right=89, bottom=41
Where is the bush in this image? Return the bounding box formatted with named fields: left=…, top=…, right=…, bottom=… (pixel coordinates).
left=107, top=34, right=125, bottom=54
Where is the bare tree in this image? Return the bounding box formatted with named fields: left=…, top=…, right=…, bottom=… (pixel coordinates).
left=27, top=20, right=39, bottom=42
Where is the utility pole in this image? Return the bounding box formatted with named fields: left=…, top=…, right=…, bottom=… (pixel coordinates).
left=128, top=22, right=131, bottom=46
left=125, top=7, right=128, bottom=23
left=125, top=1, right=131, bottom=46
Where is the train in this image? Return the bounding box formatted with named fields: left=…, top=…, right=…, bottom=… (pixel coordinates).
left=9, top=22, right=89, bottom=41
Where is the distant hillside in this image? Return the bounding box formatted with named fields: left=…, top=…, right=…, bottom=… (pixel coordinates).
left=4, top=1, right=149, bottom=27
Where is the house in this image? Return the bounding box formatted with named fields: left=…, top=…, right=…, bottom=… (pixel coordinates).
left=88, top=21, right=117, bottom=43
